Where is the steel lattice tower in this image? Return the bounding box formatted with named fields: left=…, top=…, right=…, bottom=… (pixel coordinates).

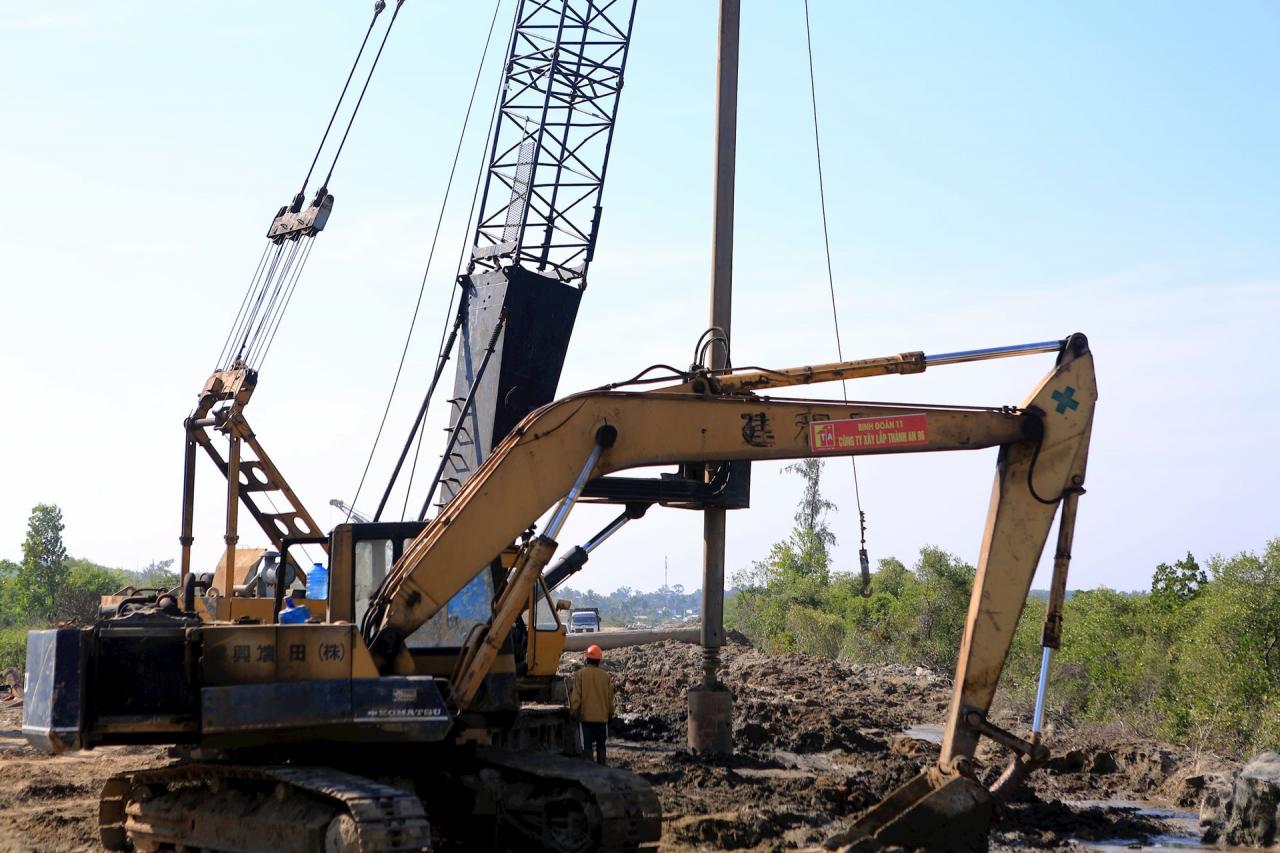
left=469, top=0, right=637, bottom=285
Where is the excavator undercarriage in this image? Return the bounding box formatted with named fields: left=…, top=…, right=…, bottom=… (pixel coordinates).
left=99, top=746, right=659, bottom=853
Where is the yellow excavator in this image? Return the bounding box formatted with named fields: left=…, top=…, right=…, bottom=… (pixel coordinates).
left=24, top=332, right=1095, bottom=852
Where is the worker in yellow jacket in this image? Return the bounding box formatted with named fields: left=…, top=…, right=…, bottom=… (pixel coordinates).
left=570, top=644, right=615, bottom=765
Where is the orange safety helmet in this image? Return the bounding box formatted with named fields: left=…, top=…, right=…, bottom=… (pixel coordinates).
left=585, top=644, right=603, bottom=661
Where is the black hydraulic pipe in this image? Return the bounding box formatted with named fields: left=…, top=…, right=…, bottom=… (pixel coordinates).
left=179, top=431, right=199, bottom=581
left=272, top=559, right=289, bottom=625
left=374, top=304, right=465, bottom=521
left=418, top=309, right=507, bottom=520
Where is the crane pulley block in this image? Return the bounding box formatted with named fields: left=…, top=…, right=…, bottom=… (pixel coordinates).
left=266, top=192, right=334, bottom=241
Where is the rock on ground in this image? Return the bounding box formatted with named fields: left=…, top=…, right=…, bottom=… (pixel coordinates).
left=1218, top=751, right=1280, bottom=847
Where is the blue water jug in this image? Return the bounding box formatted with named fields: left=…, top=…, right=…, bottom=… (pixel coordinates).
left=308, top=562, right=329, bottom=601
left=279, top=599, right=311, bottom=624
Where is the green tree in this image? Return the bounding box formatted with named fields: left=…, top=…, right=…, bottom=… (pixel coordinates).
left=0, top=559, right=19, bottom=626
left=1053, top=588, right=1170, bottom=732
left=784, top=459, right=837, bottom=550
left=1151, top=551, right=1207, bottom=610
left=1170, top=540, right=1280, bottom=753
left=786, top=606, right=844, bottom=658
left=16, top=503, right=69, bottom=623
left=912, top=546, right=976, bottom=666
left=870, top=557, right=910, bottom=599
left=137, top=558, right=179, bottom=591
left=57, top=558, right=129, bottom=625
left=731, top=529, right=837, bottom=652
left=0, top=627, right=27, bottom=674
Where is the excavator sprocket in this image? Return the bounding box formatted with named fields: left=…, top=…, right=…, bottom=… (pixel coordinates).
left=99, top=764, right=432, bottom=852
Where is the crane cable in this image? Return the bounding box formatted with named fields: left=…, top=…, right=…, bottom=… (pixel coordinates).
left=803, top=0, right=872, bottom=596
left=297, top=1, right=388, bottom=202
left=396, top=21, right=512, bottom=525
left=398, top=0, right=522, bottom=522
left=319, top=0, right=407, bottom=195
left=215, top=0, right=404, bottom=372
left=343, top=0, right=510, bottom=523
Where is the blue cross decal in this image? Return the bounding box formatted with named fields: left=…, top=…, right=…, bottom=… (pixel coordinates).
left=1052, top=386, right=1079, bottom=414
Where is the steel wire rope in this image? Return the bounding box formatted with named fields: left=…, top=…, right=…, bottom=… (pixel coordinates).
left=250, top=1, right=402, bottom=368
left=342, top=0, right=510, bottom=524
left=398, top=0, right=519, bottom=522
left=235, top=241, right=291, bottom=362
left=363, top=4, right=518, bottom=637
left=218, top=2, right=388, bottom=371
left=228, top=242, right=284, bottom=366
left=256, top=238, right=319, bottom=369
left=252, top=240, right=307, bottom=363
left=803, top=0, right=871, bottom=585
left=252, top=238, right=311, bottom=364
left=217, top=241, right=273, bottom=369
left=227, top=243, right=283, bottom=367
left=298, top=1, right=388, bottom=200
left=319, top=0, right=408, bottom=194
left=251, top=240, right=309, bottom=367
left=245, top=0, right=406, bottom=370
left=244, top=238, right=304, bottom=365
left=253, top=239, right=305, bottom=362
left=373, top=308, right=464, bottom=521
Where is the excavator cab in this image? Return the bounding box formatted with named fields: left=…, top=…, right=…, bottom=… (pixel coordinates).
left=324, top=521, right=522, bottom=715
left=521, top=577, right=569, bottom=679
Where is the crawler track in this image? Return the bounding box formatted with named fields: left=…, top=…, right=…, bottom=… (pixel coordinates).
left=476, top=747, right=661, bottom=852
left=97, top=752, right=660, bottom=852
left=99, top=764, right=431, bottom=852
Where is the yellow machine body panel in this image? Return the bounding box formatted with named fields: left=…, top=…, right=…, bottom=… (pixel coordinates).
left=199, top=623, right=379, bottom=685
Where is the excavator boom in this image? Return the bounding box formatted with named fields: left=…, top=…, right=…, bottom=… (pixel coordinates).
left=358, top=333, right=1095, bottom=848
left=370, top=395, right=1029, bottom=645
left=25, top=333, right=1093, bottom=852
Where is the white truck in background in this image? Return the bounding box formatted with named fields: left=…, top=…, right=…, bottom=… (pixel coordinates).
left=569, top=607, right=601, bottom=634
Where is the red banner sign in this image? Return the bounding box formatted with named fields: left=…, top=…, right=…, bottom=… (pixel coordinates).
left=810, top=414, right=929, bottom=453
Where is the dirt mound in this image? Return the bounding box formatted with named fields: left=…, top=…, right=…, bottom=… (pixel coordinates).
left=20, top=781, right=89, bottom=800
left=576, top=640, right=953, bottom=758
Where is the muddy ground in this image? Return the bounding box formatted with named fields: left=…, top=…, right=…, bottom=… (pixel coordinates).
left=588, top=639, right=1241, bottom=851
left=0, top=703, right=168, bottom=852
left=0, top=640, right=1237, bottom=851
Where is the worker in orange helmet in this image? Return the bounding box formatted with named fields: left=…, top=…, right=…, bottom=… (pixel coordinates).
left=570, top=644, right=615, bottom=765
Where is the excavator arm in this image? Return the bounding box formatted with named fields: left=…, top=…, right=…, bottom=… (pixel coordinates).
left=359, top=333, right=1095, bottom=848
left=369, top=331, right=1090, bottom=673
left=368, top=396, right=1031, bottom=646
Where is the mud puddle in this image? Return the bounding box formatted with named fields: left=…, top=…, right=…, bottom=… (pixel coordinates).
left=1067, top=800, right=1253, bottom=852
left=903, top=723, right=944, bottom=744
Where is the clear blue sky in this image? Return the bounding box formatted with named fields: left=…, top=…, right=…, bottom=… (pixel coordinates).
left=1, top=1, right=1276, bottom=595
